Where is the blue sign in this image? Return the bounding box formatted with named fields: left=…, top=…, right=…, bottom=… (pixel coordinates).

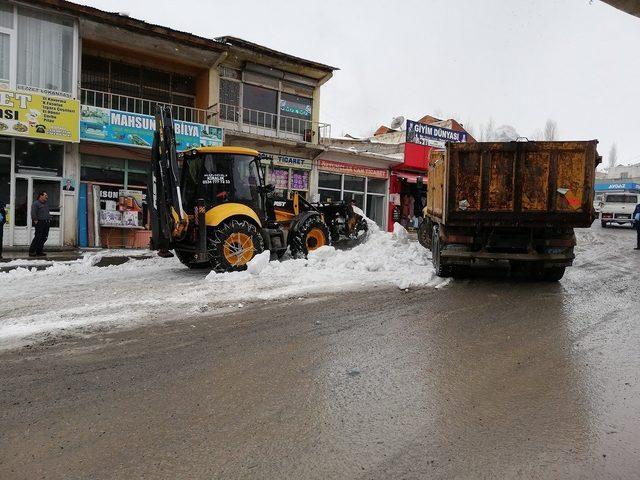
left=80, top=106, right=223, bottom=150
left=406, top=119, right=467, bottom=147
left=595, top=182, right=640, bottom=192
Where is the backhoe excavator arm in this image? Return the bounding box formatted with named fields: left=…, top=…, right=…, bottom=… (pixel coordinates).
left=148, top=105, right=188, bottom=251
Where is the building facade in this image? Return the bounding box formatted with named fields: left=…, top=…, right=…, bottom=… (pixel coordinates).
left=0, top=1, right=81, bottom=250
left=1, top=0, right=336, bottom=250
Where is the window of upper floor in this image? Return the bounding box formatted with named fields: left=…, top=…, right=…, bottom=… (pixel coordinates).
left=0, top=2, right=76, bottom=97
left=81, top=54, right=199, bottom=121
left=219, top=65, right=315, bottom=132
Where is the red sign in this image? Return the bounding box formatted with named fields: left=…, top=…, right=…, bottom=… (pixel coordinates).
left=400, top=143, right=432, bottom=171
left=318, top=159, right=388, bottom=179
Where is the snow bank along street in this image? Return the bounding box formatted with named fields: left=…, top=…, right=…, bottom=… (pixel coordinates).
left=0, top=222, right=446, bottom=350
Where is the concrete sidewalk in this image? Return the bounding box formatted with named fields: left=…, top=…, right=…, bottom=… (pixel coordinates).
left=0, top=248, right=153, bottom=273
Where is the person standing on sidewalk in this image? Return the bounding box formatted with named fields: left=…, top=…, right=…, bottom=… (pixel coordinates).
left=0, top=201, right=6, bottom=259
left=29, top=192, right=50, bottom=257
left=633, top=202, right=640, bottom=250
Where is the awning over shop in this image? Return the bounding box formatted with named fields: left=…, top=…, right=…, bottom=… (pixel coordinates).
left=392, top=171, right=425, bottom=183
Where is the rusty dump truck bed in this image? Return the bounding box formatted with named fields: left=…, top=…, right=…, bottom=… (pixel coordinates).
left=426, top=141, right=600, bottom=228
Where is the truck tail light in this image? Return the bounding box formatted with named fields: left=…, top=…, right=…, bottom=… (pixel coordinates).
left=445, top=234, right=474, bottom=244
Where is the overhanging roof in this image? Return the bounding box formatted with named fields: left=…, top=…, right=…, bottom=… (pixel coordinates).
left=29, top=0, right=226, bottom=52
left=600, top=0, right=640, bottom=17
left=216, top=36, right=338, bottom=73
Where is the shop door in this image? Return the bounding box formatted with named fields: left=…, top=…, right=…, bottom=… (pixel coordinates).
left=12, top=176, right=62, bottom=247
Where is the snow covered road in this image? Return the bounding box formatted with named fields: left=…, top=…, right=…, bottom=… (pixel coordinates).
left=0, top=223, right=444, bottom=349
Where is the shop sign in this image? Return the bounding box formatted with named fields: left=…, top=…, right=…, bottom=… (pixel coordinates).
left=594, top=182, right=640, bottom=192
left=0, top=88, right=79, bottom=142
left=280, top=99, right=311, bottom=119
left=406, top=119, right=467, bottom=148
left=318, top=159, right=388, bottom=179
left=260, top=152, right=312, bottom=170
left=80, top=106, right=223, bottom=150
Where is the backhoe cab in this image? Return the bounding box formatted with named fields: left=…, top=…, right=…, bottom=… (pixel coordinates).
left=149, top=105, right=337, bottom=271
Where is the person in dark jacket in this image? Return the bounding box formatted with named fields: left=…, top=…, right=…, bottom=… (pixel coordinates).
left=633, top=203, right=640, bottom=250
left=0, top=201, right=6, bottom=259
left=29, top=191, right=50, bottom=257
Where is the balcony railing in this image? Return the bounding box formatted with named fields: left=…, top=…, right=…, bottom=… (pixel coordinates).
left=80, top=88, right=214, bottom=125
left=219, top=103, right=331, bottom=144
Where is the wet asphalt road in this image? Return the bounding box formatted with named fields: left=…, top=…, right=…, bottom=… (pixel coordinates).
left=1, top=224, right=639, bottom=479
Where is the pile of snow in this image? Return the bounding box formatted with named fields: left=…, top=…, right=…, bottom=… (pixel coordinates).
left=204, top=220, right=440, bottom=296
left=0, top=217, right=444, bottom=349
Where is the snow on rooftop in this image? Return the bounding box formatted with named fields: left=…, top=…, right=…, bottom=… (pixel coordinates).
left=0, top=221, right=444, bottom=350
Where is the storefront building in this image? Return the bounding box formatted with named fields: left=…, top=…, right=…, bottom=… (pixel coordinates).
left=74, top=4, right=227, bottom=248
left=261, top=153, right=313, bottom=199
left=390, top=118, right=474, bottom=231
left=314, top=149, right=400, bottom=230
left=0, top=2, right=81, bottom=249
left=213, top=37, right=336, bottom=203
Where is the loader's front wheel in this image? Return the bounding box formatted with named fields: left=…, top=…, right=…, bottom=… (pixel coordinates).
left=208, top=219, right=264, bottom=272
left=290, top=216, right=331, bottom=257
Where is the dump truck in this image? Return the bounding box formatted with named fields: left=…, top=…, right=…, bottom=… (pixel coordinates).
left=419, top=140, right=600, bottom=280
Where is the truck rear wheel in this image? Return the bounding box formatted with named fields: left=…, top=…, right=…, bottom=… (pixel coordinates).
left=543, top=266, right=566, bottom=282
left=418, top=219, right=431, bottom=249
left=432, top=226, right=451, bottom=277
left=208, top=219, right=264, bottom=272
left=290, top=216, right=330, bottom=257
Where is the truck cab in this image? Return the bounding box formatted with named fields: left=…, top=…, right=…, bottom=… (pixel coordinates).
left=600, top=192, right=639, bottom=227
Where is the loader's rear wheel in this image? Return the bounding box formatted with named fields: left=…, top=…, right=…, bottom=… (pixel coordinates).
left=208, top=219, right=264, bottom=272
left=290, top=216, right=330, bottom=257
left=175, top=249, right=196, bottom=268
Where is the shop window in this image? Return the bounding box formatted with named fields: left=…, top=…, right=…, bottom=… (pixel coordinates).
left=344, top=175, right=365, bottom=192
left=0, top=138, right=10, bottom=155
left=319, top=189, right=340, bottom=203
left=269, top=167, right=289, bottom=197
left=318, top=172, right=341, bottom=190
left=366, top=194, right=385, bottom=228
left=344, top=191, right=364, bottom=210
left=17, top=8, right=74, bottom=94
left=220, top=78, right=240, bottom=121
left=0, top=32, right=9, bottom=84
left=81, top=166, right=124, bottom=185
left=127, top=172, right=148, bottom=187
left=15, top=140, right=63, bottom=176
left=367, top=178, right=387, bottom=194
left=243, top=83, right=277, bottom=128
left=0, top=155, right=10, bottom=204
left=127, top=160, right=148, bottom=187
left=81, top=156, right=125, bottom=184
left=291, top=169, right=309, bottom=192
left=0, top=3, right=13, bottom=29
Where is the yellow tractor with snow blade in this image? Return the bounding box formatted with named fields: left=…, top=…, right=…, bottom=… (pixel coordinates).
left=149, top=106, right=341, bottom=271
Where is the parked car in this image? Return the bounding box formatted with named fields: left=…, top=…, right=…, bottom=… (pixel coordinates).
left=600, top=192, right=639, bottom=227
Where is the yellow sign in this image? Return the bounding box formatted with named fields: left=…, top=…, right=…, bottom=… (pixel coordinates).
left=0, top=89, right=79, bottom=143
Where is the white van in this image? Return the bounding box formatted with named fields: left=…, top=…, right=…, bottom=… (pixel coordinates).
left=600, top=192, right=639, bottom=227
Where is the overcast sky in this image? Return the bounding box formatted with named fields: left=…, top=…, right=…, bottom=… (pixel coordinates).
left=78, top=0, right=640, bottom=166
